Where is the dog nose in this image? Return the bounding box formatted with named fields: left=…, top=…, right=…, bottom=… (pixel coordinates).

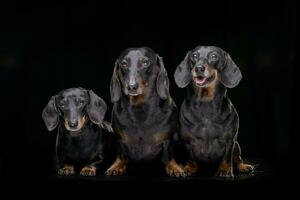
left=195, top=65, right=206, bottom=73
left=69, top=121, right=78, bottom=128
left=128, top=83, right=138, bottom=91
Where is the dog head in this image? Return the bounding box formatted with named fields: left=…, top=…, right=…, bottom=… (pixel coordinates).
left=174, top=46, right=242, bottom=89
left=42, top=87, right=107, bottom=133
left=110, top=47, right=170, bottom=105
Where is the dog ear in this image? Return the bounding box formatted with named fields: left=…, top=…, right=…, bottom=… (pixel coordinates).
left=42, top=96, right=59, bottom=131
left=220, top=52, right=242, bottom=88
left=174, top=51, right=192, bottom=88
left=110, top=60, right=121, bottom=102
left=156, top=55, right=170, bottom=100
left=87, top=90, right=107, bottom=125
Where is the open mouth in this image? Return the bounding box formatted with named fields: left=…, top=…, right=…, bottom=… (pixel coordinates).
left=67, top=127, right=82, bottom=132
left=193, top=74, right=215, bottom=87
left=126, top=89, right=142, bottom=97
left=128, top=91, right=140, bottom=96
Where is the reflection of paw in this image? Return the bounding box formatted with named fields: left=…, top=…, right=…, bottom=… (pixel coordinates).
left=58, top=165, right=75, bottom=176
left=237, top=163, right=254, bottom=173
left=215, top=161, right=233, bottom=178
left=183, top=162, right=198, bottom=177
left=80, top=166, right=96, bottom=176
left=105, top=158, right=127, bottom=176
left=166, top=160, right=186, bottom=177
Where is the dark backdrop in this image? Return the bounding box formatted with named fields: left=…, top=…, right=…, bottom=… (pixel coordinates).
left=0, top=0, right=296, bottom=189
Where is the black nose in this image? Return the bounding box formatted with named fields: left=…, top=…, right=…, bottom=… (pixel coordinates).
left=128, top=83, right=138, bottom=91
left=69, top=121, right=78, bottom=128
left=195, top=65, right=206, bottom=73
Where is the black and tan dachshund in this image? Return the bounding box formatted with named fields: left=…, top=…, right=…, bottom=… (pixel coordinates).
left=42, top=87, right=112, bottom=176
left=106, top=47, right=185, bottom=177
left=174, top=46, right=254, bottom=177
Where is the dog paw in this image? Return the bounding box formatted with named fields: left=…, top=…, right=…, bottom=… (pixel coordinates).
left=166, top=160, right=186, bottom=177
left=216, top=161, right=233, bottom=178
left=105, top=159, right=127, bottom=176
left=105, top=166, right=126, bottom=176
left=237, top=163, right=254, bottom=173
left=80, top=166, right=96, bottom=176
left=183, top=162, right=198, bottom=177
left=58, top=165, right=75, bottom=176
left=215, top=170, right=234, bottom=178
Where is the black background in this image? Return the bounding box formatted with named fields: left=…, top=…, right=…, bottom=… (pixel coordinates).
left=0, top=0, right=296, bottom=192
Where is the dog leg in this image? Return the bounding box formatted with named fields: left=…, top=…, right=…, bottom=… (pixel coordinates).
left=215, top=140, right=234, bottom=178
left=233, top=142, right=254, bottom=173
left=162, top=140, right=186, bottom=177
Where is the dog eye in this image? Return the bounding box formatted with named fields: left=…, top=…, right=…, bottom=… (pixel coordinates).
left=120, top=60, right=128, bottom=68
left=76, top=100, right=85, bottom=106
left=191, top=53, right=198, bottom=61
left=141, top=58, right=150, bottom=67
left=210, top=53, right=218, bottom=61
left=60, top=104, right=65, bottom=109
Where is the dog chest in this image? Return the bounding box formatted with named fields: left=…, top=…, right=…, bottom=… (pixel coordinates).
left=57, top=130, right=103, bottom=163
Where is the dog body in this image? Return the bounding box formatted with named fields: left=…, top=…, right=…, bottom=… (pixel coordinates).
left=179, top=87, right=238, bottom=163
left=174, top=46, right=253, bottom=177
left=42, top=87, right=110, bottom=176
left=112, top=97, right=177, bottom=162
left=106, top=47, right=185, bottom=177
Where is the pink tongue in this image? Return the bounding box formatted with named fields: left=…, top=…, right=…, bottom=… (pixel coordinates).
left=195, top=77, right=207, bottom=84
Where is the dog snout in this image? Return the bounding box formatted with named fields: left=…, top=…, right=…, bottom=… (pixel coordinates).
left=69, top=120, right=78, bottom=128
left=128, top=82, right=139, bottom=91
left=195, top=65, right=206, bottom=73
left=69, top=112, right=79, bottom=128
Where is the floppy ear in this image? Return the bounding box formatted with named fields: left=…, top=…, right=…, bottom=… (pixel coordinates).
left=220, top=52, right=242, bottom=88
left=174, top=51, right=192, bottom=88
left=87, top=90, right=107, bottom=125
left=42, top=96, right=59, bottom=131
left=156, top=55, right=170, bottom=100
left=110, top=60, right=121, bottom=102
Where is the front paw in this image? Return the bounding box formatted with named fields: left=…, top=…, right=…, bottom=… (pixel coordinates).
left=165, top=159, right=186, bottom=177
left=183, top=162, right=198, bottom=177
left=215, top=161, right=233, bottom=178
left=105, top=165, right=126, bottom=176
left=237, top=163, right=254, bottom=173
left=105, top=158, right=127, bottom=176
left=80, top=166, right=96, bottom=176
left=58, top=165, right=75, bottom=176
left=215, top=169, right=234, bottom=178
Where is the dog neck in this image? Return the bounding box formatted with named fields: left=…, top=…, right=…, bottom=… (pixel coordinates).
left=187, top=83, right=227, bottom=106
left=128, top=93, right=148, bottom=106
left=59, top=118, right=93, bottom=138
left=193, top=83, right=217, bottom=102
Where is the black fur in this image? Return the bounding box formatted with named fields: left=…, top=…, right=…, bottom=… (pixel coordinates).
left=42, top=87, right=112, bottom=176
left=107, top=47, right=185, bottom=177
left=174, top=46, right=253, bottom=177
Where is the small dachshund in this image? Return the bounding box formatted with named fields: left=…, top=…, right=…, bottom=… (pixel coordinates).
left=106, top=47, right=185, bottom=177
left=174, top=46, right=254, bottom=177
left=42, top=87, right=112, bottom=176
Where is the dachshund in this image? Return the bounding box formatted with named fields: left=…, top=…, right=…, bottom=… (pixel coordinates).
left=174, top=46, right=254, bottom=177
left=42, top=87, right=112, bottom=176
left=106, top=47, right=185, bottom=177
